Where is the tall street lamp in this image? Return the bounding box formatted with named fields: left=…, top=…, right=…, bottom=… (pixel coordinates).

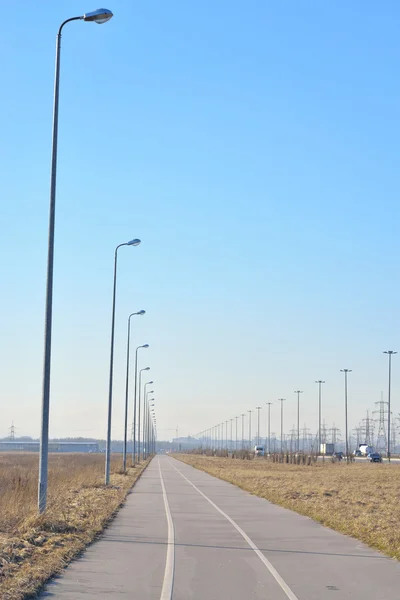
left=123, top=310, right=145, bottom=471
left=138, top=367, right=150, bottom=461
left=104, top=238, right=141, bottom=486
left=256, top=406, right=262, bottom=445
left=278, top=399, right=286, bottom=454
left=143, top=385, right=154, bottom=459
left=315, top=381, right=325, bottom=456
left=149, top=401, right=155, bottom=457
left=294, top=391, right=303, bottom=452
left=266, top=402, right=272, bottom=454
left=241, top=414, right=245, bottom=449
left=383, top=351, right=397, bottom=462
left=132, top=344, right=149, bottom=465
left=38, top=7, right=114, bottom=514
left=340, top=370, right=352, bottom=461
left=145, top=395, right=154, bottom=459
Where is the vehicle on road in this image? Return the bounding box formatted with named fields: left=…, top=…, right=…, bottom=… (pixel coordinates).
left=368, top=452, right=382, bottom=463
left=359, top=444, right=374, bottom=456
left=320, top=443, right=335, bottom=456
left=332, top=451, right=344, bottom=460
left=354, top=449, right=362, bottom=457
left=254, top=445, right=265, bottom=456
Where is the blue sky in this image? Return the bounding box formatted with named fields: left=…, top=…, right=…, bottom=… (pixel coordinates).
left=1, top=1, right=400, bottom=442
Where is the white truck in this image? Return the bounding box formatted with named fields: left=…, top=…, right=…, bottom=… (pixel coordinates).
left=358, top=444, right=374, bottom=456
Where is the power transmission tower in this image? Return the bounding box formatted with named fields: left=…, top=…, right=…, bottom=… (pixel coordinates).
left=330, top=424, right=341, bottom=443
left=302, top=425, right=310, bottom=452
left=310, top=432, right=319, bottom=454
left=8, top=421, right=15, bottom=441
left=353, top=426, right=362, bottom=448
left=360, top=411, right=373, bottom=446
left=373, top=400, right=388, bottom=453
left=290, top=426, right=296, bottom=453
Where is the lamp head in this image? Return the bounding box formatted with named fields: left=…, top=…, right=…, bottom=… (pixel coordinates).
left=137, top=310, right=146, bottom=316
left=83, top=8, right=113, bottom=23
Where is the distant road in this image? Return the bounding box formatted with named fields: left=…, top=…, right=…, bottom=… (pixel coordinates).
left=317, top=455, right=400, bottom=464
left=42, top=456, right=400, bottom=599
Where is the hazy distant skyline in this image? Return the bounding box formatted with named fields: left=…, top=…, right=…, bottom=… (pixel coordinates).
left=1, top=1, right=400, bottom=443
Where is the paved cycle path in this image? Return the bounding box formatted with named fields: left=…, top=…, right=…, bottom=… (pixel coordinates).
left=41, top=456, right=400, bottom=599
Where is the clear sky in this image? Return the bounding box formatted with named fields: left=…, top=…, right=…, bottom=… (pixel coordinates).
left=1, top=1, right=400, bottom=443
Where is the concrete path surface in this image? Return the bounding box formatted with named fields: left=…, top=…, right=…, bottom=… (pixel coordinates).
left=41, top=455, right=400, bottom=599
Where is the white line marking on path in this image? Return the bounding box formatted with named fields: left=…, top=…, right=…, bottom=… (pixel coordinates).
left=158, top=459, right=175, bottom=600
left=170, top=459, right=299, bottom=600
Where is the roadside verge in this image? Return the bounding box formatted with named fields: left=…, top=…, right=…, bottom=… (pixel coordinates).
left=0, top=456, right=150, bottom=600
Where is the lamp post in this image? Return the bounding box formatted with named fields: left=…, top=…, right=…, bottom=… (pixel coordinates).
left=315, top=381, right=325, bottom=456
left=123, top=311, right=145, bottom=472
left=340, top=370, right=352, bottom=461
left=241, top=414, right=245, bottom=449
left=145, top=397, right=154, bottom=459
left=383, top=351, right=397, bottom=462
left=256, top=406, right=262, bottom=445
left=138, top=367, right=150, bottom=461
left=144, top=388, right=154, bottom=459
left=152, top=413, right=157, bottom=454
left=248, top=410, right=252, bottom=449
left=149, top=402, right=155, bottom=456
left=278, top=399, right=286, bottom=454
left=132, top=344, right=149, bottom=466
left=266, top=402, right=272, bottom=454
left=294, top=391, right=303, bottom=453
left=38, top=8, right=114, bottom=514
left=105, top=239, right=141, bottom=485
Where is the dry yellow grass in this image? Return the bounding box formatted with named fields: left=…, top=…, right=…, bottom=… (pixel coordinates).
left=0, top=453, right=148, bottom=600
left=176, top=454, right=400, bottom=560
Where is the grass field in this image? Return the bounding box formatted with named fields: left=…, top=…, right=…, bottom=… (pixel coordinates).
left=175, top=454, right=400, bottom=560
left=0, top=453, right=148, bottom=600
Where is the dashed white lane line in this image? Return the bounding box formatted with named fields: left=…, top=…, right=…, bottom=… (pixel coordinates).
left=158, top=459, right=175, bottom=600
left=170, top=459, right=299, bottom=600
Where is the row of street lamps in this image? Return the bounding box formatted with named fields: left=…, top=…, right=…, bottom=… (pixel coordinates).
left=195, top=352, right=396, bottom=461
left=104, top=244, right=157, bottom=485
left=37, top=8, right=157, bottom=513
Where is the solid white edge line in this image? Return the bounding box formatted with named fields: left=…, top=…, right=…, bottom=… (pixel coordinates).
left=158, top=459, right=175, bottom=600
left=169, top=459, right=299, bottom=600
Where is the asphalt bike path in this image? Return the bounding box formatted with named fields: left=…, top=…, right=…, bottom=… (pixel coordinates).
left=41, top=455, right=400, bottom=599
